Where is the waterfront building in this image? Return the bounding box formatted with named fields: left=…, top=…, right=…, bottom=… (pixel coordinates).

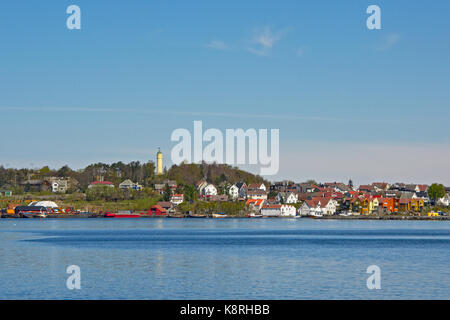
left=311, top=197, right=337, bottom=215
left=261, top=204, right=296, bottom=217
left=299, top=200, right=322, bottom=216
left=157, top=201, right=172, bottom=211
left=399, top=198, right=424, bottom=212
left=380, top=197, right=399, bottom=213
left=147, top=205, right=167, bottom=216
left=245, top=199, right=265, bottom=211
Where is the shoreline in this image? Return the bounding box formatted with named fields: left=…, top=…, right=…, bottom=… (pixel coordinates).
left=1, top=214, right=449, bottom=221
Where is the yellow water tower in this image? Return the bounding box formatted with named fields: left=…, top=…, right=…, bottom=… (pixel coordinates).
left=156, top=148, right=163, bottom=175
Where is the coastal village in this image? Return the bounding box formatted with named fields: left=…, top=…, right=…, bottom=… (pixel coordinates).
left=1, top=150, right=449, bottom=219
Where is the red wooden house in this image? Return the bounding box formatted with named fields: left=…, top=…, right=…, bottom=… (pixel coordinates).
left=146, top=205, right=167, bottom=216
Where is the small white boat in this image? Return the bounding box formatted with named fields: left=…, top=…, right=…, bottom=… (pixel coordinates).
left=339, top=212, right=352, bottom=217
left=212, top=212, right=228, bottom=218
left=248, top=213, right=263, bottom=218
left=309, top=212, right=323, bottom=218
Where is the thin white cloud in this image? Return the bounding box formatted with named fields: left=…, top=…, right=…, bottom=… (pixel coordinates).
left=205, top=39, right=228, bottom=50
left=378, top=33, right=400, bottom=51
left=247, top=26, right=289, bottom=56
left=0, top=106, right=390, bottom=124
left=255, top=27, right=279, bottom=48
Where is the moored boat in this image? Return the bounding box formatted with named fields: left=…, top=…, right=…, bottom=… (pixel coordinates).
left=15, top=206, right=49, bottom=218
left=248, top=213, right=263, bottom=218
left=188, top=213, right=207, bottom=218
left=167, top=213, right=186, bottom=218
left=212, top=212, right=227, bottom=218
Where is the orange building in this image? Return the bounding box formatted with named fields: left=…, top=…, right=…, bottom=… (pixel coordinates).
left=380, top=198, right=399, bottom=213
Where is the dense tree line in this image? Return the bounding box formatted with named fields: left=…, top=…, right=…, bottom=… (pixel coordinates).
left=166, top=161, right=269, bottom=186
left=0, top=161, right=268, bottom=194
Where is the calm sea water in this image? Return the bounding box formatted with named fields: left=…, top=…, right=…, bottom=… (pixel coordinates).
left=0, top=218, right=449, bottom=300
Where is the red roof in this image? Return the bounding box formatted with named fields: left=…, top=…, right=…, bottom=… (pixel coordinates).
left=248, top=183, right=265, bottom=189
left=304, top=199, right=319, bottom=207
left=317, top=187, right=335, bottom=193
left=150, top=205, right=166, bottom=213
left=246, top=199, right=264, bottom=206
left=312, top=196, right=332, bottom=208
left=417, top=184, right=428, bottom=192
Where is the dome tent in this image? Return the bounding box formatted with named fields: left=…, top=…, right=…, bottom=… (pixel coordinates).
left=28, top=201, right=59, bottom=208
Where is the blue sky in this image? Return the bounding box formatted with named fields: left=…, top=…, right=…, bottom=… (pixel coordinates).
left=1, top=0, right=450, bottom=185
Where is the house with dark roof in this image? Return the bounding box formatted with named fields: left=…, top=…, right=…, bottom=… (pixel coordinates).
left=276, top=191, right=298, bottom=204
left=229, top=182, right=247, bottom=199
left=20, top=179, right=49, bottom=192
left=298, top=183, right=319, bottom=193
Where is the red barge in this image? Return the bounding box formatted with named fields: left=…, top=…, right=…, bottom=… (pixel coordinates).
left=105, top=212, right=141, bottom=218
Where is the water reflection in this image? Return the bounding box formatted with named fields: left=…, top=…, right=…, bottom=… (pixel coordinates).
left=0, top=219, right=449, bottom=299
